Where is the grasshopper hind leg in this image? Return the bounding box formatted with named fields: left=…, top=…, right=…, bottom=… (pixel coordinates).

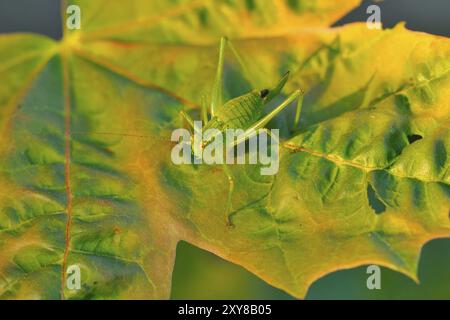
left=221, top=164, right=235, bottom=228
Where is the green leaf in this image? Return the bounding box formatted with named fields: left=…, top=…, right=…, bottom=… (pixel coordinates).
left=0, top=0, right=449, bottom=299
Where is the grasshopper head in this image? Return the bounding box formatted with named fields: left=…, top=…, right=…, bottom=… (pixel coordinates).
left=259, top=71, right=290, bottom=104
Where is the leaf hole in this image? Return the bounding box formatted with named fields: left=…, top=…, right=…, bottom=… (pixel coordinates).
left=407, top=134, right=423, bottom=144
left=367, top=183, right=386, bottom=215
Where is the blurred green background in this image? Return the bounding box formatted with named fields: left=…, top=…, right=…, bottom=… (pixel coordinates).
left=1, top=0, right=449, bottom=300
left=172, top=239, right=450, bottom=299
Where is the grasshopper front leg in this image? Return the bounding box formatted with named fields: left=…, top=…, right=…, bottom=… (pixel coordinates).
left=201, top=94, right=209, bottom=125
left=180, top=110, right=195, bottom=131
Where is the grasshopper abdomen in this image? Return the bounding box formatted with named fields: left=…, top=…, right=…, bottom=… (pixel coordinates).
left=206, top=91, right=265, bottom=131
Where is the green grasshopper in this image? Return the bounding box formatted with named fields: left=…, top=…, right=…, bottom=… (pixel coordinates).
left=180, top=37, right=304, bottom=227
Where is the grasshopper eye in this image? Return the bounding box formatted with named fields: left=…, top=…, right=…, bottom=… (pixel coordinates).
left=260, top=89, right=269, bottom=98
